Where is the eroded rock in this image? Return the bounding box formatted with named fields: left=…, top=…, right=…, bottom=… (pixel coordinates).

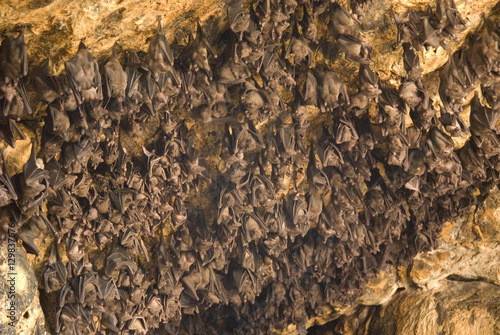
left=0, top=242, right=46, bottom=335
left=368, top=280, right=500, bottom=335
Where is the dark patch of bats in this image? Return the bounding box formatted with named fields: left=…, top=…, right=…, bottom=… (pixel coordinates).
left=0, top=0, right=498, bottom=334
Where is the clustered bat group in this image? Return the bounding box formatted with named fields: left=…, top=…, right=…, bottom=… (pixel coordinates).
left=0, top=0, right=499, bottom=334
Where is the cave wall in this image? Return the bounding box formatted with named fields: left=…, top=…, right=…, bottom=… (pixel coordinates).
left=0, top=0, right=499, bottom=334
left=310, top=187, right=500, bottom=335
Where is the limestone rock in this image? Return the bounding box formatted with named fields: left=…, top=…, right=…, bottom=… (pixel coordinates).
left=1, top=125, right=33, bottom=177
left=368, top=280, right=500, bottom=335
left=409, top=187, right=500, bottom=289
left=310, top=186, right=500, bottom=335
left=364, top=0, right=499, bottom=80
left=357, top=267, right=400, bottom=306
left=0, top=242, right=46, bottom=335
left=0, top=0, right=224, bottom=73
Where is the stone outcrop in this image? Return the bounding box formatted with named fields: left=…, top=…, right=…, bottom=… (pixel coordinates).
left=309, top=187, right=500, bottom=334
left=0, top=0, right=225, bottom=75
left=0, top=244, right=46, bottom=334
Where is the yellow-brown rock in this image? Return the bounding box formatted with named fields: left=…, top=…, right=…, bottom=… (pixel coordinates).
left=1, top=136, right=32, bottom=177
left=0, top=0, right=224, bottom=73
left=367, top=280, right=500, bottom=335
left=311, top=178, right=500, bottom=335
left=0, top=245, right=46, bottom=335
left=357, top=268, right=399, bottom=306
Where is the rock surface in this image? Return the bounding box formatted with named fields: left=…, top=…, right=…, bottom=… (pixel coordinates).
left=0, top=243, right=46, bottom=335
left=310, top=186, right=500, bottom=335
left=0, top=0, right=224, bottom=75
left=366, top=280, right=500, bottom=335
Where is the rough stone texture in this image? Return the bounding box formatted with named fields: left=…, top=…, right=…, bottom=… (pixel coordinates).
left=0, top=0, right=224, bottom=75
left=0, top=244, right=47, bottom=335
left=410, top=200, right=500, bottom=289
left=310, top=186, right=500, bottom=335
left=1, top=132, right=32, bottom=177
left=0, top=0, right=495, bottom=81
left=362, top=0, right=498, bottom=80
left=357, top=267, right=400, bottom=306
left=372, top=188, right=500, bottom=335
left=368, top=280, right=500, bottom=335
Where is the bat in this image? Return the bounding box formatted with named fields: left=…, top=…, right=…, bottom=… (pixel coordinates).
left=399, top=80, right=424, bottom=108
left=251, top=0, right=271, bottom=27
left=105, top=247, right=138, bottom=277
left=306, top=143, right=330, bottom=190
left=300, top=5, right=318, bottom=42
left=470, top=94, right=499, bottom=137
left=0, top=28, right=28, bottom=95
left=147, top=16, right=175, bottom=73
left=402, top=42, right=423, bottom=80
left=425, top=126, right=455, bottom=160
left=227, top=0, right=250, bottom=40
left=5, top=79, right=32, bottom=119
left=296, top=70, right=318, bottom=106
left=394, top=10, right=418, bottom=45
left=334, top=116, right=359, bottom=151
left=64, top=40, right=102, bottom=103
left=285, top=22, right=314, bottom=67
left=104, top=44, right=127, bottom=105
left=421, top=16, right=441, bottom=50
left=337, top=34, right=372, bottom=64
left=358, top=64, right=381, bottom=99
left=329, top=2, right=359, bottom=37
left=241, top=87, right=265, bottom=120
left=316, top=69, right=349, bottom=111
left=242, top=212, right=266, bottom=244
left=0, top=116, right=25, bottom=147
left=284, top=192, right=309, bottom=240
left=33, top=55, right=63, bottom=104
left=0, top=151, right=17, bottom=206
left=182, top=22, right=217, bottom=78
left=42, top=243, right=68, bottom=293
left=440, top=111, right=466, bottom=136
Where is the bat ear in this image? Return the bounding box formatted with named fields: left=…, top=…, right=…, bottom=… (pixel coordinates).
left=156, top=16, right=163, bottom=32
left=19, top=230, right=40, bottom=254
left=10, top=118, right=27, bottom=142
left=111, top=42, right=119, bottom=56
left=197, top=21, right=204, bottom=37
left=393, top=10, right=404, bottom=24
left=292, top=20, right=301, bottom=37
left=78, top=39, right=87, bottom=51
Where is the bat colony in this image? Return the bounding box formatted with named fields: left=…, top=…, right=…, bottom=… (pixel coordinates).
left=0, top=0, right=499, bottom=334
